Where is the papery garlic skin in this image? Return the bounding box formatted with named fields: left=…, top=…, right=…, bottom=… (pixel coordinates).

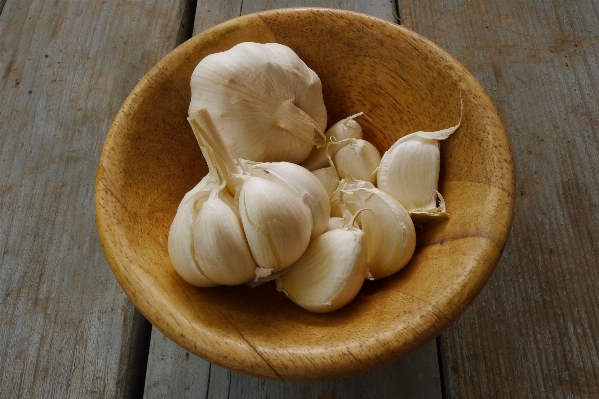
left=330, top=176, right=375, bottom=217
left=193, top=186, right=257, bottom=285
left=333, top=139, right=381, bottom=184
left=239, top=176, right=312, bottom=273
left=277, top=227, right=368, bottom=313
left=312, top=163, right=340, bottom=197
left=168, top=175, right=219, bottom=287
left=189, top=42, right=327, bottom=163
left=301, top=113, right=363, bottom=171
left=340, top=188, right=416, bottom=279
left=250, top=162, right=330, bottom=238
left=377, top=123, right=459, bottom=221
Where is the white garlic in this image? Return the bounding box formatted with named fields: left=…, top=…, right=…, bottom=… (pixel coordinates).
left=330, top=176, right=375, bottom=217
left=301, top=113, right=364, bottom=171
left=167, top=174, right=220, bottom=287
left=239, top=176, right=312, bottom=274
left=377, top=121, right=460, bottom=222
left=277, top=211, right=369, bottom=313
left=187, top=108, right=314, bottom=279
left=249, top=162, right=330, bottom=238
left=312, top=162, right=340, bottom=198
left=324, top=217, right=345, bottom=232
left=193, top=184, right=257, bottom=285
left=189, top=42, right=327, bottom=163
left=340, top=187, right=416, bottom=279
left=333, top=139, right=381, bottom=184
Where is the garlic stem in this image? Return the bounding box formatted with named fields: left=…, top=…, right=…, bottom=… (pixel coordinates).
left=274, top=99, right=326, bottom=148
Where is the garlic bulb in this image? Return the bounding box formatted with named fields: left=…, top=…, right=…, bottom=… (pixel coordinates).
left=189, top=42, right=327, bottom=163
left=330, top=176, right=375, bottom=217
left=168, top=175, right=220, bottom=287
left=277, top=211, right=369, bottom=313
left=187, top=108, right=314, bottom=278
left=333, top=139, right=381, bottom=184
left=301, top=113, right=364, bottom=171
left=340, top=188, right=416, bottom=279
left=377, top=121, right=460, bottom=222
left=249, top=162, right=330, bottom=238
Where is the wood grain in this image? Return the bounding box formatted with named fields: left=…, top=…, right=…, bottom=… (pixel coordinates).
left=145, top=328, right=441, bottom=399
left=0, top=0, right=188, bottom=396
left=112, top=1, right=514, bottom=394
left=402, top=0, right=599, bottom=397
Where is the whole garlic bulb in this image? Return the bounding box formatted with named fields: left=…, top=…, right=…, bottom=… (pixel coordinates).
left=377, top=122, right=460, bottom=222
left=277, top=211, right=369, bottom=313
left=189, top=42, right=327, bottom=163
left=340, top=187, right=416, bottom=279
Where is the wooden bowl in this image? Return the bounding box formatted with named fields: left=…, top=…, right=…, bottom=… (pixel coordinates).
left=95, top=8, right=515, bottom=381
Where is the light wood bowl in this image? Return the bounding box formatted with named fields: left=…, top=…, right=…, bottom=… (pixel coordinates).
left=96, top=8, right=515, bottom=381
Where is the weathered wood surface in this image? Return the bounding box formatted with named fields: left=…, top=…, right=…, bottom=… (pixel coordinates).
left=145, top=329, right=441, bottom=398
left=0, top=0, right=189, bottom=397
left=402, top=0, right=599, bottom=397
left=144, top=1, right=443, bottom=397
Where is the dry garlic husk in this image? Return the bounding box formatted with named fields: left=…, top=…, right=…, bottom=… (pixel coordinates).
left=377, top=121, right=460, bottom=222
left=340, top=188, right=416, bottom=279
left=248, top=161, right=330, bottom=238
left=168, top=175, right=220, bottom=287
left=277, top=211, right=369, bottom=313
left=301, top=113, right=364, bottom=171
left=188, top=109, right=314, bottom=278
left=333, top=139, right=381, bottom=184
left=189, top=42, right=327, bottom=163
left=330, top=176, right=375, bottom=217
left=191, top=183, right=256, bottom=285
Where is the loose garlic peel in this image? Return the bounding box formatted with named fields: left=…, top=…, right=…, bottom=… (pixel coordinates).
left=189, top=42, right=327, bottom=163
left=301, top=112, right=364, bottom=171
left=377, top=122, right=460, bottom=221
left=277, top=210, right=369, bottom=313
left=340, top=188, right=416, bottom=279
left=333, top=138, right=381, bottom=185
left=330, top=176, right=375, bottom=217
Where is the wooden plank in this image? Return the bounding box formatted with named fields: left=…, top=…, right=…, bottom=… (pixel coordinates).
left=0, top=0, right=189, bottom=397
left=144, top=1, right=442, bottom=397
left=401, top=0, right=599, bottom=397
left=146, top=329, right=441, bottom=399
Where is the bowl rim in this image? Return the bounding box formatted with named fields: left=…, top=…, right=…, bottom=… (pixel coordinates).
left=96, top=7, right=515, bottom=381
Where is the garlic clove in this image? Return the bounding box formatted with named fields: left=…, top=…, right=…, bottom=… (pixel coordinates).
left=239, top=176, right=312, bottom=273
left=311, top=162, right=340, bottom=197
left=340, top=188, right=416, bottom=279
left=189, top=42, right=327, bottom=163
left=277, top=224, right=368, bottom=313
left=193, top=185, right=257, bottom=285
left=168, top=175, right=220, bottom=287
left=324, top=216, right=345, bottom=232
left=250, top=162, right=330, bottom=238
left=301, top=113, right=364, bottom=171
left=330, top=176, right=375, bottom=217
left=333, top=139, right=381, bottom=185
left=377, top=122, right=459, bottom=221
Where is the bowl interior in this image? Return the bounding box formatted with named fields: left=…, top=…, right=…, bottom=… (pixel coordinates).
left=96, top=8, right=514, bottom=381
